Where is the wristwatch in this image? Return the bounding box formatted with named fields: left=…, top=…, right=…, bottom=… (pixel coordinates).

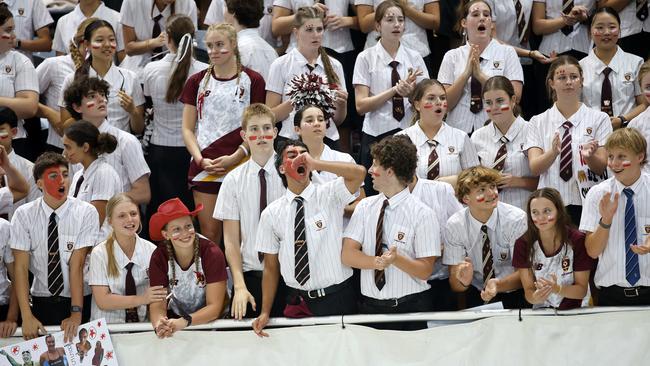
left=182, top=314, right=192, bottom=327
left=618, top=115, right=629, bottom=128
left=70, top=305, right=83, bottom=313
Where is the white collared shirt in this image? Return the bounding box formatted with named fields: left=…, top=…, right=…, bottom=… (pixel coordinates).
left=628, top=108, right=650, bottom=175
left=353, top=42, right=429, bottom=136
left=344, top=188, right=440, bottom=299
left=411, top=178, right=462, bottom=280
left=256, top=178, right=354, bottom=291
left=614, top=1, right=644, bottom=38
left=485, top=0, right=533, bottom=50
left=0, top=49, right=38, bottom=139
left=580, top=47, right=643, bottom=118
left=580, top=174, right=650, bottom=287
left=214, top=155, right=285, bottom=272
left=534, top=0, right=595, bottom=55
left=443, top=202, right=527, bottom=290
left=0, top=219, right=13, bottom=305
left=267, top=48, right=346, bottom=140
left=70, top=157, right=122, bottom=239
left=203, top=0, right=224, bottom=25
left=398, top=122, right=479, bottom=179
left=0, top=188, right=13, bottom=217
left=3, top=0, right=53, bottom=61
left=142, top=54, right=208, bottom=147
left=7, top=149, right=41, bottom=217
left=237, top=28, right=278, bottom=81
left=206, top=0, right=279, bottom=47
left=52, top=2, right=124, bottom=54
left=118, top=0, right=198, bottom=79
left=36, top=54, right=76, bottom=149
left=355, top=0, right=436, bottom=57
left=59, top=64, right=145, bottom=132
left=88, top=236, right=157, bottom=324
left=472, top=116, right=534, bottom=210
left=525, top=103, right=612, bottom=205
left=274, top=0, right=355, bottom=53
left=438, top=39, right=524, bottom=134
left=10, top=197, right=99, bottom=297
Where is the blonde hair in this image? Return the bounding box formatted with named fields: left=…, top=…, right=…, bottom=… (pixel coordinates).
left=294, top=7, right=340, bottom=86
left=201, top=23, right=242, bottom=94
left=241, top=103, right=275, bottom=130
left=69, top=17, right=100, bottom=70
left=455, top=166, right=501, bottom=204
left=105, top=194, right=140, bottom=278
left=605, top=128, right=648, bottom=165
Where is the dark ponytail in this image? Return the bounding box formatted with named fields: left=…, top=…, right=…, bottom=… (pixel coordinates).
left=165, top=15, right=196, bottom=103
left=64, top=120, right=117, bottom=157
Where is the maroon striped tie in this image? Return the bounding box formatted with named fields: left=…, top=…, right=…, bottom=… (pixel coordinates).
left=493, top=136, right=508, bottom=172
left=374, top=200, right=389, bottom=290
left=559, top=121, right=573, bottom=182
left=600, top=67, right=613, bottom=117
left=427, top=140, right=440, bottom=180
left=561, top=0, right=575, bottom=36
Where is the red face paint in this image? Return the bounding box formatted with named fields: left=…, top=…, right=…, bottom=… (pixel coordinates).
left=91, top=42, right=102, bottom=49
left=0, top=34, right=10, bottom=40
left=442, top=102, right=448, bottom=109
left=109, top=41, right=117, bottom=49
left=263, top=135, right=274, bottom=140
left=546, top=215, right=555, bottom=222
left=42, top=166, right=66, bottom=200
left=422, top=103, right=434, bottom=109
left=485, top=107, right=492, bottom=113
left=0, top=131, right=9, bottom=139
left=476, top=194, right=485, bottom=203
left=622, top=160, right=632, bottom=168
left=248, top=135, right=258, bottom=141
left=86, top=101, right=96, bottom=109
left=499, top=105, right=510, bottom=112
left=282, top=147, right=304, bottom=181
left=370, top=170, right=381, bottom=177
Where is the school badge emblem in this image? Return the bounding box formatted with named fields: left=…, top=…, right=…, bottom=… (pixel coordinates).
left=624, top=72, right=632, bottom=81
left=586, top=127, right=593, bottom=135
left=448, top=146, right=455, bottom=153
left=67, top=242, right=74, bottom=250
left=493, top=61, right=500, bottom=69
left=315, top=220, right=323, bottom=229
left=4, top=65, right=10, bottom=74
left=397, top=232, right=405, bottom=241
left=18, top=8, right=24, bottom=16
left=499, top=252, right=507, bottom=260
left=645, top=225, right=650, bottom=234
left=562, top=256, right=570, bottom=272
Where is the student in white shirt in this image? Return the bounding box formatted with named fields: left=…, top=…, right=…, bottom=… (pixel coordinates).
left=514, top=188, right=593, bottom=309
left=343, top=135, right=440, bottom=329
left=214, top=104, right=287, bottom=320
left=399, top=79, right=479, bottom=189
left=443, top=166, right=528, bottom=309
left=0, top=6, right=38, bottom=158
left=180, top=23, right=265, bottom=246
left=353, top=1, right=428, bottom=195
left=1, top=0, right=53, bottom=61
left=36, top=18, right=96, bottom=154
left=53, top=0, right=124, bottom=61
left=356, top=0, right=439, bottom=72
left=628, top=60, right=650, bottom=174
left=580, top=7, right=645, bottom=129
left=62, top=121, right=121, bottom=238
left=142, top=14, right=207, bottom=234
left=63, top=76, right=151, bottom=205
left=294, top=104, right=364, bottom=222
left=59, top=20, right=145, bottom=134
left=527, top=56, right=611, bottom=226
left=438, top=0, right=524, bottom=135
left=11, top=152, right=99, bottom=341
left=252, top=139, right=365, bottom=337
left=89, top=193, right=165, bottom=324
left=119, top=0, right=197, bottom=79
left=0, top=217, right=17, bottom=338
left=596, top=1, right=649, bottom=59
left=266, top=6, right=348, bottom=147
left=471, top=76, right=538, bottom=210
left=580, top=128, right=650, bottom=305
left=224, top=0, right=278, bottom=82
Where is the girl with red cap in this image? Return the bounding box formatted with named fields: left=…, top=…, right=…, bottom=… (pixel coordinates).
left=148, top=198, right=228, bottom=338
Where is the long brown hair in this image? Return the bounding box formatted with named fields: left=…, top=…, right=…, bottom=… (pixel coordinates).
left=105, top=194, right=140, bottom=278
left=374, top=0, right=405, bottom=41
left=409, top=79, right=446, bottom=125
left=165, top=14, right=196, bottom=103
left=74, top=19, right=116, bottom=79
left=546, top=55, right=582, bottom=102
left=522, top=188, right=572, bottom=268
left=294, top=7, right=340, bottom=86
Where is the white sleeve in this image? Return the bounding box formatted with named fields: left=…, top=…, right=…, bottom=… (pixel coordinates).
left=88, top=245, right=109, bottom=286
left=58, top=75, right=73, bottom=108
left=273, top=0, right=292, bottom=9
left=128, top=71, right=145, bottom=106
left=32, top=0, right=54, bottom=30
left=343, top=199, right=366, bottom=244
left=0, top=187, right=12, bottom=215
left=0, top=221, right=13, bottom=264
left=204, top=0, right=224, bottom=26
left=594, top=112, right=613, bottom=145
left=442, top=214, right=466, bottom=266
left=460, top=134, right=480, bottom=169
left=35, top=59, right=52, bottom=94
left=414, top=207, right=441, bottom=258
left=89, top=169, right=121, bottom=202
left=14, top=56, right=39, bottom=93
left=213, top=174, right=240, bottom=221
left=352, top=51, right=370, bottom=87
left=9, top=208, right=31, bottom=252
left=266, top=58, right=286, bottom=94
left=122, top=135, right=151, bottom=184
left=52, top=21, right=67, bottom=53
left=76, top=205, right=101, bottom=248
left=119, top=0, right=137, bottom=28
left=524, top=116, right=543, bottom=150
left=437, top=50, right=456, bottom=85
left=579, top=186, right=603, bottom=233
left=503, top=46, right=524, bottom=82
left=255, top=209, right=280, bottom=254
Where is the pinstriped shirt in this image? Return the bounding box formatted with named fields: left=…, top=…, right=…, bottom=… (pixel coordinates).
left=10, top=197, right=99, bottom=297
left=7, top=150, right=41, bottom=218
left=472, top=116, right=534, bottom=210
left=36, top=54, right=76, bottom=149
left=443, top=202, right=527, bottom=290
left=0, top=219, right=13, bottom=305
left=534, top=0, right=596, bottom=55
left=0, top=50, right=38, bottom=140
left=214, top=155, right=285, bottom=273
left=579, top=174, right=650, bottom=287
left=525, top=103, right=612, bottom=206
left=344, top=188, right=441, bottom=299
left=256, top=178, right=354, bottom=291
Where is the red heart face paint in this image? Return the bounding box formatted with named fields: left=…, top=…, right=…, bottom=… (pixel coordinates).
left=42, top=166, right=67, bottom=200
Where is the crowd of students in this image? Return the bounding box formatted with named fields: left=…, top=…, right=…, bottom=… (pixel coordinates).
left=0, top=0, right=649, bottom=340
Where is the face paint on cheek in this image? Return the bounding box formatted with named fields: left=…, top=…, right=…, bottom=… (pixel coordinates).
left=485, top=107, right=492, bottom=113
left=282, top=148, right=303, bottom=181
left=219, top=48, right=230, bottom=55
left=0, top=34, right=11, bottom=40
left=91, top=42, right=102, bottom=49
left=370, top=170, right=381, bottom=177
left=86, top=101, right=96, bottom=109
left=442, top=102, right=448, bottom=109
left=476, top=194, right=485, bottom=203
left=546, top=215, right=555, bottom=222
left=263, top=135, right=274, bottom=140
left=42, top=167, right=66, bottom=200
left=422, top=102, right=434, bottom=109
left=622, top=160, right=632, bottom=168
left=499, top=104, right=510, bottom=112
left=248, top=135, right=258, bottom=141
left=109, top=41, right=117, bottom=49
left=0, top=131, right=9, bottom=140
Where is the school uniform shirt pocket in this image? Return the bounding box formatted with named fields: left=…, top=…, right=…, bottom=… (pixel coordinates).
left=307, top=213, right=328, bottom=243
left=389, top=224, right=415, bottom=257
left=0, top=65, right=16, bottom=89
left=494, top=242, right=511, bottom=263
left=59, top=234, right=76, bottom=265
left=637, top=217, right=650, bottom=245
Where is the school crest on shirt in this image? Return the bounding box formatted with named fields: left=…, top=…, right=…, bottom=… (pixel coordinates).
left=644, top=225, right=650, bottom=234
left=448, top=146, right=455, bottom=153
left=194, top=271, right=206, bottom=288
left=624, top=72, right=633, bottom=82
left=315, top=220, right=323, bottom=229
left=397, top=232, right=405, bottom=241
left=534, top=262, right=543, bottom=271
left=499, top=252, right=507, bottom=260
left=585, top=127, right=593, bottom=136
left=4, top=65, right=10, bottom=74
left=562, top=256, right=571, bottom=272
left=66, top=242, right=74, bottom=251
left=493, top=61, right=500, bottom=69
left=17, top=8, right=24, bottom=16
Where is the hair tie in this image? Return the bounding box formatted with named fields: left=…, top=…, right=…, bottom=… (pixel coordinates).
left=174, top=33, right=192, bottom=63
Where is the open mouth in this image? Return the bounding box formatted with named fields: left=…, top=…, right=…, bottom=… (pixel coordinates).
left=434, top=108, right=443, bottom=114
left=478, top=25, right=487, bottom=32
left=297, top=166, right=306, bottom=175
left=58, top=186, right=65, bottom=194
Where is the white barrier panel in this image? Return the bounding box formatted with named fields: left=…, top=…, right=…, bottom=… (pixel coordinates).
left=108, top=309, right=649, bottom=365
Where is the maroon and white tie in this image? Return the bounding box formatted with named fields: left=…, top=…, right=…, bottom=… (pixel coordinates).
left=559, top=121, right=573, bottom=182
